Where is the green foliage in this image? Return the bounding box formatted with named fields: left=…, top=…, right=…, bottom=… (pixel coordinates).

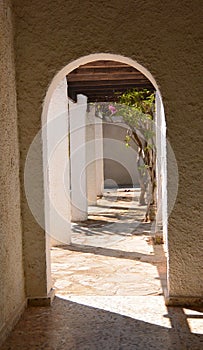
left=95, top=88, right=156, bottom=150
left=116, top=89, right=155, bottom=149
left=119, top=88, right=155, bottom=116
left=125, top=135, right=131, bottom=147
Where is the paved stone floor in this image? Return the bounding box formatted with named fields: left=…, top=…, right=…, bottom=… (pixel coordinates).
left=2, top=189, right=203, bottom=349
left=52, top=188, right=166, bottom=297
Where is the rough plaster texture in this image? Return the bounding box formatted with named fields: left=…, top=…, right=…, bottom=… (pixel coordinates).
left=0, top=0, right=25, bottom=343
left=13, top=0, right=203, bottom=301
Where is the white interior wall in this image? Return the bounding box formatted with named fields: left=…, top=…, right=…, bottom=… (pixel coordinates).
left=103, top=123, right=139, bottom=187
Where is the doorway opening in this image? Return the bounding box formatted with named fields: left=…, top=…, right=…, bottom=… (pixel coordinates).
left=42, top=54, right=168, bottom=302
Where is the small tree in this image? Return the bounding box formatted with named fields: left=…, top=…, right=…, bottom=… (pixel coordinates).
left=118, top=89, right=156, bottom=221
left=95, top=89, right=156, bottom=221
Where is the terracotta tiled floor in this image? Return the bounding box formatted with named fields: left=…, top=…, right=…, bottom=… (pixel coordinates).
left=2, top=189, right=203, bottom=349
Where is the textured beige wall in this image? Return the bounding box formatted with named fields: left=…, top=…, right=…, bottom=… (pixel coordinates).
left=0, top=0, right=25, bottom=342
left=13, top=0, right=203, bottom=301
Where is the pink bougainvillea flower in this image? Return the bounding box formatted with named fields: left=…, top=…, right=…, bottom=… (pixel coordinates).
left=108, top=105, right=117, bottom=114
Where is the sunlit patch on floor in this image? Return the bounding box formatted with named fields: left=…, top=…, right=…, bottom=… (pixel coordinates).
left=56, top=295, right=172, bottom=329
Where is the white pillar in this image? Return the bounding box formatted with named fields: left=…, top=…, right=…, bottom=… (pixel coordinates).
left=155, top=92, right=162, bottom=232
left=45, top=78, right=71, bottom=246
left=69, top=94, right=88, bottom=221
left=86, top=105, right=97, bottom=205
left=95, top=112, right=104, bottom=196
left=155, top=91, right=167, bottom=245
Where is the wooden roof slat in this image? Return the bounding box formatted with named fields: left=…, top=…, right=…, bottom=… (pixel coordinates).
left=67, top=60, right=154, bottom=102
left=68, top=80, right=152, bottom=87
left=67, top=74, right=148, bottom=82
left=70, top=89, right=152, bottom=95
left=68, top=67, right=140, bottom=75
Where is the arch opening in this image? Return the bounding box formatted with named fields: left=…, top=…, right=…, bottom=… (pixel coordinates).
left=41, top=53, right=169, bottom=300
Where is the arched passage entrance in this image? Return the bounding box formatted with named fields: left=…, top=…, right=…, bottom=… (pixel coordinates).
left=39, top=53, right=170, bottom=300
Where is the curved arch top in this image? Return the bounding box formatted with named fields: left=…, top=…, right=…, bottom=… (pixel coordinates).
left=42, top=53, right=161, bottom=125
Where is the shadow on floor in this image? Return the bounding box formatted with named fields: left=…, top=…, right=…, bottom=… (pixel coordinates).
left=59, top=243, right=153, bottom=262
left=71, top=220, right=153, bottom=237
left=95, top=204, right=146, bottom=211
left=2, top=297, right=203, bottom=350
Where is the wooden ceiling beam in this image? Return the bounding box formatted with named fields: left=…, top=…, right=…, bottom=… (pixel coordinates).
left=67, top=74, right=149, bottom=82
left=68, top=67, right=140, bottom=75
left=68, top=80, right=153, bottom=87
left=68, top=88, right=154, bottom=97
left=67, top=60, right=154, bottom=102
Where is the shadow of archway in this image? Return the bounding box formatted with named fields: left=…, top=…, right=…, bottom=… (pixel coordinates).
left=2, top=296, right=203, bottom=350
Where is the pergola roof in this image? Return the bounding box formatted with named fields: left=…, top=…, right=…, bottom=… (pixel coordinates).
left=67, top=60, right=155, bottom=102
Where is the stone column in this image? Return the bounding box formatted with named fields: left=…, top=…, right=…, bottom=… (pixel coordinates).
left=155, top=91, right=167, bottom=244
left=95, top=112, right=104, bottom=196
left=69, top=94, right=88, bottom=221
left=46, top=78, right=71, bottom=246
left=86, top=105, right=97, bottom=205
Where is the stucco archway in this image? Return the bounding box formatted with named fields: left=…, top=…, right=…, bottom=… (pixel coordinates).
left=41, top=53, right=168, bottom=300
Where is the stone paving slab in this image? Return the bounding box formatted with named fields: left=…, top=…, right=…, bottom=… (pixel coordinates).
left=51, top=189, right=165, bottom=297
